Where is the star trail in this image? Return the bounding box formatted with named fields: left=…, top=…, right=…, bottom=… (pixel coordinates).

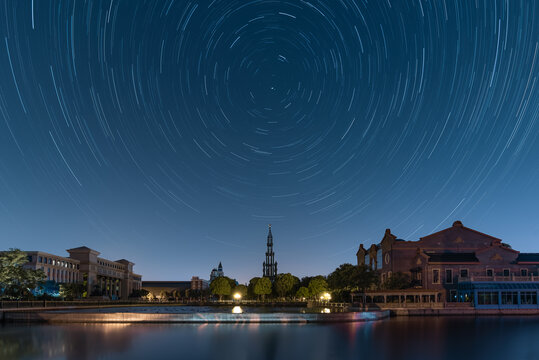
left=1, top=1, right=539, bottom=282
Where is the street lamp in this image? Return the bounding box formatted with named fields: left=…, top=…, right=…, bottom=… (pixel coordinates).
left=320, top=292, right=331, bottom=302
left=233, top=292, right=242, bottom=301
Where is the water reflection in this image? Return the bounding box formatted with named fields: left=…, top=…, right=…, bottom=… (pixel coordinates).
left=2, top=317, right=539, bottom=360
left=232, top=306, right=243, bottom=314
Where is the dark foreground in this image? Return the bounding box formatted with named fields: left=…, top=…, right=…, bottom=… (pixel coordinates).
left=1, top=316, right=539, bottom=360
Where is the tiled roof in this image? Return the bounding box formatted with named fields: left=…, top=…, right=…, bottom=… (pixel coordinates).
left=427, top=252, right=479, bottom=263
left=516, top=253, right=539, bottom=263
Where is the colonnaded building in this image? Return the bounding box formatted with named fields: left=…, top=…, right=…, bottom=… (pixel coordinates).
left=357, top=221, right=539, bottom=309
left=23, top=246, right=142, bottom=300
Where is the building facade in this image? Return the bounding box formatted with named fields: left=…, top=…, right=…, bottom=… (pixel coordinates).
left=66, top=247, right=142, bottom=300
left=24, top=251, right=80, bottom=284
left=24, top=247, right=142, bottom=300
left=262, top=225, right=277, bottom=281
left=357, top=221, right=539, bottom=308
left=190, top=276, right=209, bottom=290
left=210, top=262, right=224, bottom=282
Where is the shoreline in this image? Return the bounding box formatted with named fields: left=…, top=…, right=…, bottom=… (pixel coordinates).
left=1, top=309, right=389, bottom=324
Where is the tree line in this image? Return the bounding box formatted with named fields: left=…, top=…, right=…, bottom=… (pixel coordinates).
left=1, top=249, right=414, bottom=302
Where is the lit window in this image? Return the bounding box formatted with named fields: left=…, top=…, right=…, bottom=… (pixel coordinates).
left=477, top=292, right=499, bottom=305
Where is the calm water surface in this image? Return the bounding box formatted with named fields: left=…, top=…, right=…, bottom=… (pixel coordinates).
left=1, top=316, right=538, bottom=360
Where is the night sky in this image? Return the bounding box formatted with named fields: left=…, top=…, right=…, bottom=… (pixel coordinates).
left=1, top=1, right=539, bottom=283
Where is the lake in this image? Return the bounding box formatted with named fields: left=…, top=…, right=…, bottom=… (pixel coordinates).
left=1, top=316, right=538, bottom=359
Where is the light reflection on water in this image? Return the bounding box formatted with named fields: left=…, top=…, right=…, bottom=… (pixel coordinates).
left=2, top=317, right=539, bottom=360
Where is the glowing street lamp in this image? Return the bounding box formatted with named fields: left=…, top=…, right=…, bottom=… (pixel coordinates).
left=233, top=292, right=242, bottom=301
left=320, top=292, right=331, bottom=302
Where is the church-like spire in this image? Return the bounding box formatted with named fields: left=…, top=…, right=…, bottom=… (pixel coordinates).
left=263, top=225, right=277, bottom=281
left=267, top=224, right=273, bottom=245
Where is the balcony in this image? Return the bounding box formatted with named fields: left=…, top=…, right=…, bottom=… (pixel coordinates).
left=458, top=275, right=537, bottom=282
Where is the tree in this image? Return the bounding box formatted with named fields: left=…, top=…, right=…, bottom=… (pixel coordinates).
left=0, top=249, right=46, bottom=299
left=307, top=276, right=328, bottom=299
left=327, top=263, right=358, bottom=290
left=210, top=276, right=231, bottom=300
left=274, top=273, right=299, bottom=298
left=130, top=289, right=149, bottom=299
left=328, top=264, right=379, bottom=292
left=295, top=286, right=310, bottom=300
left=59, top=283, right=86, bottom=300
left=171, top=290, right=180, bottom=302
left=299, top=276, right=313, bottom=288
left=254, top=277, right=272, bottom=300
left=232, top=284, right=248, bottom=298
left=382, top=272, right=412, bottom=290
left=225, top=277, right=238, bottom=289
left=248, top=277, right=261, bottom=299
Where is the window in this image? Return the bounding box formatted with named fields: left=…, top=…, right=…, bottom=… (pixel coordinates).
left=460, top=269, right=469, bottom=278
left=503, top=269, right=510, bottom=277
left=39, top=256, right=43, bottom=263
left=432, top=269, right=440, bottom=284
left=376, top=249, right=383, bottom=270
left=478, top=292, right=499, bottom=305
left=388, top=271, right=392, bottom=279
left=382, top=273, right=387, bottom=283
left=501, top=292, right=518, bottom=305
left=27, top=256, right=32, bottom=262
left=521, top=292, right=537, bottom=305
left=486, top=269, right=493, bottom=277
left=364, top=254, right=369, bottom=267
left=445, top=269, right=453, bottom=284
left=521, top=269, right=528, bottom=277
left=449, top=290, right=457, bottom=302
left=52, top=259, right=56, bottom=266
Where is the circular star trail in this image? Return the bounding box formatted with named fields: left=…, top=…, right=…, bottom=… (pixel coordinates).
left=1, top=1, right=539, bottom=280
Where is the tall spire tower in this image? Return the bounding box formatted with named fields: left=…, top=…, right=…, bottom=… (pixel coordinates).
left=262, top=224, right=277, bottom=281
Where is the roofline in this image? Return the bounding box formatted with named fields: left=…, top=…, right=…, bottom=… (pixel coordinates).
left=428, top=261, right=480, bottom=264
left=420, top=225, right=502, bottom=242
left=66, top=247, right=100, bottom=255
left=22, top=251, right=80, bottom=262
left=475, top=245, right=520, bottom=254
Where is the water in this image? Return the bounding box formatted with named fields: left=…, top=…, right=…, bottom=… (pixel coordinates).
left=1, top=316, right=539, bottom=360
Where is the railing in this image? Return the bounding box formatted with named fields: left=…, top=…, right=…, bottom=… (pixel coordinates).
left=458, top=275, right=536, bottom=282
left=0, top=299, right=311, bottom=310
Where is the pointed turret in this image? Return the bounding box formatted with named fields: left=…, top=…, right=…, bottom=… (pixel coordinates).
left=267, top=224, right=273, bottom=245
left=262, top=225, right=277, bottom=281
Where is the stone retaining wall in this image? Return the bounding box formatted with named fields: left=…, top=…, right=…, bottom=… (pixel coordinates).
left=3, top=310, right=390, bottom=324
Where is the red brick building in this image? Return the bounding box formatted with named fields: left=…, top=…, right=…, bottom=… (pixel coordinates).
left=357, top=221, right=539, bottom=302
